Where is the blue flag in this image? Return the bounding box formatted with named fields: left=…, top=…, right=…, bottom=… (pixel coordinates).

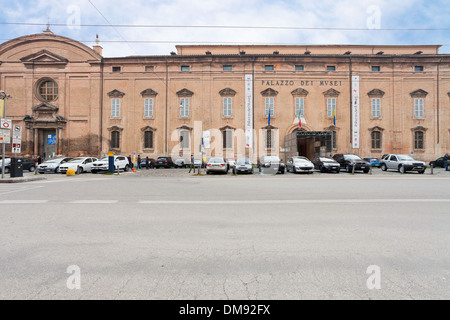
left=268, top=109, right=271, bottom=126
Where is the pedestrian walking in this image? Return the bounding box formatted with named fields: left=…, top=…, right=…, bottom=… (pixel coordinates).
left=188, top=154, right=195, bottom=173
left=37, top=155, right=42, bottom=165
left=444, top=153, right=449, bottom=171
left=145, top=156, right=150, bottom=169
left=137, top=154, right=142, bottom=169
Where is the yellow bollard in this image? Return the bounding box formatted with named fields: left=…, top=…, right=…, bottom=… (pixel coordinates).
left=66, top=169, right=75, bottom=176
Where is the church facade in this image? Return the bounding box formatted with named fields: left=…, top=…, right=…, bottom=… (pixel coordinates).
left=0, top=30, right=449, bottom=162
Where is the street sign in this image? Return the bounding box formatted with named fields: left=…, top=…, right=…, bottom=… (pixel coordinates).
left=0, top=118, right=11, bottom=129
left=12, top=125, right=22, bottom=143
left=12, top=143, right=21, bottom=153
left=47, top=134, right=56, bottom=145
left=0, top=129, right=11, bottom=144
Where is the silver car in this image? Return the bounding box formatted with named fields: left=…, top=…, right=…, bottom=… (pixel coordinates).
left=380, top=154, right=426, bottom=174
left=37, top=157, right=73, bottom=174
left=206, top=157, right=228, bottom=174
left=234, top=158, right=254, bottom=174
left=286, top=156, right=314, bottom=173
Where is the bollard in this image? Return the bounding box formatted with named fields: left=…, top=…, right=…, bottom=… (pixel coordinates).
left=352, top=164, right=355, bottom=174
left=430, top=163, right=434, bottom=175
left=369, top=165, right=373, bottom=175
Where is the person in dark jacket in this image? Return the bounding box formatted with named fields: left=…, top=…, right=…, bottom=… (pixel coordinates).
left=444, top=153, right=449, bottom=171
left=145, top=156, right=150, bottom=169
left=128, top=155, right=133, bottom=169
left=137, top=155, right=142, bottom=169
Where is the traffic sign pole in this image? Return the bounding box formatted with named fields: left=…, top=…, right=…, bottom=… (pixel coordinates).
left=1, top=91, right=12, bottom=179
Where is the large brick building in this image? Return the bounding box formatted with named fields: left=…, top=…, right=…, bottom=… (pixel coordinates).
left=0, top=30, right=449, bottom=162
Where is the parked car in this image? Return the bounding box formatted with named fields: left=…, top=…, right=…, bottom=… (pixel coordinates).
left=154, top=156, right=176, bottom=168
left=174, top=158, right=187, bottom=168
left=286, top=156, right=314, bottom=173
left=258, top=155, right=285, bottom=174
left=332, top=154, right=371, bottom=173
left=0, top=157, right=36, bottom=173
left=380, top=154, right=426, bottom=174
left=193, top=158, right=203, bottom=168
left=140, top=158, right=156, bottom=168
left=363, top=157, right=381, bottom=168
left=225, top=158, right=236, bottom=171
left=206, top=157, right=228, bottom=174
left=311, top=156, right=340, bottom=173
left=233, top=158, right=254, bottom=174
left=429, top=156, right=448, bottom=168
left=91, top=155, right=129, bottom=173
left=59, top=157, right=98, bottom=174
left=37, top=157, right=73, bottom=174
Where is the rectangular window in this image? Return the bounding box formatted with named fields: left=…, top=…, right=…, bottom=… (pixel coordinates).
left=144, top=131, right=153, bottom=149
left=295, top=65, right=304, bottom=71
left=112, top=66, right=121, bottom=73
left=223, top=65, right=232, bottom=71
left=371, top=131, right=381, bottom=149
left=144, top=98, right=154, bottom=118
left=265, top=65, right=274, bottom=71
left=414, top=98, right=424, bottom=118
left=327, top=98, right=336, bottom=118
left=295, top=97, right=305, bottom=117
left=223, top=130, right=233, bottom=149
left=180, top=130, right=190, bottom=148
left=111, top=99, right=120, bottom=118
left=327, top=65, right=336, bottom=71
left=414, top=131, right=424, bottom=149
left=265, top=130, right=275, bottom=149
left=414, top=66, right=424, bottom=72
left=372, top=66, right=381, bottom=72
left=180, top=98, right=190, bottom=118
left=181, top=65, right=190, bottom=72
left=111, top=131, right=120, bottom=149
left=371, top=98, right=381, bottom=118
left=223, top=97, right=232, bottom=117
left=145, top=65, right=154, bottom=72
left=265, top=97, right=274, bottom=117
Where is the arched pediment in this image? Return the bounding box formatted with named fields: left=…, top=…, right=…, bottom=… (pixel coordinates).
left=0, top=33, right=102, bottom=62
left=410, top=89, right=428, bottom=98
left=140, top=88, right=158, bottom=96
left=107, top=89, right=125, bottom=98
left=219, top=88, right=237, bottom=96
left=323, top=125, right=340, bottom=131
left=176, top=124, right=193, bottom=131
left=261, top=124, right=278, bottom=130
left=176, top=88, right=194, bottom=97
left=291, top=88, right=309, bottom=96
left=368, top=125, right=385, bottom=132
left=411, top=125, right=428, bottom=132
left=261, top=88, right=278, bottom=96
left=141, top=125, right=157, bottom=132
left=219, top=125, right=236, bottom=131
left=323, top=88, right=340, bottom=97
left=107, top=125, right=123, bottom=132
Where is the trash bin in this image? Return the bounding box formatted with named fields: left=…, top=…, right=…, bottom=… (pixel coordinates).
left=10, top=157, right=23, bottom=178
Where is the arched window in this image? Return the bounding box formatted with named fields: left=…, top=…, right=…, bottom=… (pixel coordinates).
left=414, top=131, right=424, bottom=149
left=144, top=131, right=153, bottom=149
left=111, top=131, right=120, bottom=149
left=371, top=131, right=381, bottom=149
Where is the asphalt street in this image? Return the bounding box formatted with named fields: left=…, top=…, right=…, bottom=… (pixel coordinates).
left=0, top=170, right=449, bottom=299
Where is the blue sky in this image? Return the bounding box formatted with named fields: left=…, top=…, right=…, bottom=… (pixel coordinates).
left=1, top=0, right=449, bottom=56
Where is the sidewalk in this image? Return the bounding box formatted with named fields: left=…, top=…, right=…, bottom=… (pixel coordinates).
left=0, top=175, right=46, bottom=183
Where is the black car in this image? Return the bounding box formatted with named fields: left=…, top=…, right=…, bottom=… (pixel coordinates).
left=140, top=158, right=156, bottom=168
left=311, top=156, right=340, bottom=173
left=429, top=156, right=448, bottom=168
left=154, top=156, right=176, bottom=168
left=0, top=157, right=36, bottom=173
left=332, top=154, right=371, bottom=173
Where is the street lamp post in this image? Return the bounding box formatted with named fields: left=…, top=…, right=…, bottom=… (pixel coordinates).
left=1, top=90, right=12, bottom=179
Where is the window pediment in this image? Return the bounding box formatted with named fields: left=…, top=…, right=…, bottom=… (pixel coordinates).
left=107, top=89, right=125, bottom=98
left=219, top=88, right=237, bottom=96
left=140, top=88, right=158, bottom=96
left=323, top=88, right=340, bottom=97
left=176, top=88, right=194, bottom=97
left=141, top=125, right=157, bottom=132
left=219, top=125, right=236, bottom=131
left=261, top=88, right=278, bottom=96
left=410, top=89, right=428, bottom=98
left=368, top=125, right=385, bottom=132
left=107, top=125, right=123, bottom=132
left=176, top=124, right=193, bottom=131
left=291, top=88, right=309, bottom=96
left=20, top=50, right=68, bottom=66
left=411, top=125, right=427, bottom=132
left=367, top=89, right=385, bottom=97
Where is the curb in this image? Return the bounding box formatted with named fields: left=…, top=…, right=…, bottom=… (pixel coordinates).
left=0, top=176, right=47, bottom=183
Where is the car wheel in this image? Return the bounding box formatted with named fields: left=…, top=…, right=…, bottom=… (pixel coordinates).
left=363, top=169, right=370, bottom=174
left=29, top=166, right=35, bottom=172
left=418, top=169, right=425, bottom=174
left=399, top=165, right=405, bottom=174
left=381, top=164, right=387, bottom=171
left=347, top=165, right=352, bottom=173
left=124, top=165, right=129, bottom=172
left=4, top=167, right=10, bottom=174
left=55, top=167, right=60, bottom=173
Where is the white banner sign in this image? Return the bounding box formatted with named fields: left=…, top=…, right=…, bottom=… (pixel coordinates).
left=202, top=130, right=210, bottom=149
left=352, top=76, right=360, bottom=149
left=245, top=74, right=253, bottom=148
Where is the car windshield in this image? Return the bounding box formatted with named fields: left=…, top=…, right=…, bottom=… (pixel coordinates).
left=293, top=157, right=308, bottom=162
left=97, top=157, right=109, bottom=161
left=264, top=156, right=280, bottom=162
left=157, top=158, right=166, bottom=161
left=67, top=158, right=84, bottom=163
left=398, top=155, right=414, bottom=161
left=320, top=157, right=334, bottom=162
left=236, top=158, right=251, bottom=165
left=344, top=155, right=362, bottom=161
left=209, top=158, right=224, bottom=163
left=45, top=159, right=61, bottom=163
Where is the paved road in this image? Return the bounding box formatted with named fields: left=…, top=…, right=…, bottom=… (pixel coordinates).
left=0, top=171, right=449, bottom=299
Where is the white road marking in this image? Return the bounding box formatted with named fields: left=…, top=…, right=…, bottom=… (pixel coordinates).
left=69, top=200, right=119, bottom=204
left=0, top=185, right=43, bottom=196
left=138, top=199, right=450, bottom=205
left=0, top=200, right=48, bottom=204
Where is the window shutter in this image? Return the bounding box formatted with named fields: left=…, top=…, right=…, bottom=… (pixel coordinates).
left=144, top=98, right=153, bottom=117
left=295, top=97, right=304, bottom=117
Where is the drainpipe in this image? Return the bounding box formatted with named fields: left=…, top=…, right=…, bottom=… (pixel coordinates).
left=436, top=58, right=441, bottom=157
left=349, top=56, right=352, bottom=153
left=99, top=57, right=104, bottom=156
left=165, top=56, right=169, bottom=155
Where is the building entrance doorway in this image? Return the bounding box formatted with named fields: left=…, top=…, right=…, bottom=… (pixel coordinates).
left=285, top=130, right=333, bottom=160
left=39, top=129, right=56, bottom=160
